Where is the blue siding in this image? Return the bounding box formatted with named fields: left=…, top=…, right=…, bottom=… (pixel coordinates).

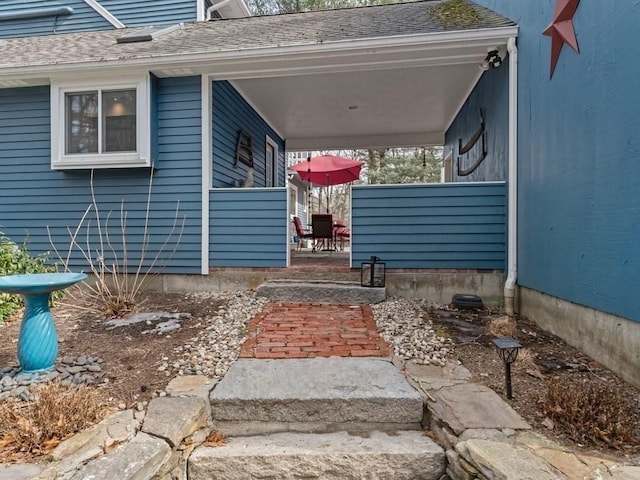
left=0, top=76, right=202, bottom=274
left=471, top=0, right=640, bottom=322
left=351, top=183, right=506, bottom=270
left=210, top=188, right=288, bottom=267
left=212, top=81, right=286, bottom=189
left=98, top=0, right=198, bottom=26
left=0, top=0, right=112, bottom=38
left=445, top=62, right=509, bottom=182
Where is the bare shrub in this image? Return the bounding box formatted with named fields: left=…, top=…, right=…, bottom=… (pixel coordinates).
left=513, top=348, right=536, bottom=371
left=487, top=315, right=517, bottom=338
left=48, top=169, right=185, bottom=318
left=0, top=383, right=110, bottom=459
left=540, top=377, right=639, bottom=450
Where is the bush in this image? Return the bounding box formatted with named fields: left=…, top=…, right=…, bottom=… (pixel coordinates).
left=0, top=231, right=57, bottom=321
left=0, top=382, right=109, bottom=459
left=540, top=376, right=639, bottom=450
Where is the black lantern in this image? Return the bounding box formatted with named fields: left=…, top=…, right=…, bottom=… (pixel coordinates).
left=361, top=256, right=385, bottom=288
left=492, top=336, right=522, bottom=400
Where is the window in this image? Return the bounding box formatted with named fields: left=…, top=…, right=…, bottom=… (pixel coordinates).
left=51, top=76, right=150, bottom=169
left=265, top=135, right=278, bottom=187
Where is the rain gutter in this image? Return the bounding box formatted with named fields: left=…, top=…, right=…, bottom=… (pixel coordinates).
left=0, top=26, right=519, bottom=80
left=504, top=36, right=518, bottom=315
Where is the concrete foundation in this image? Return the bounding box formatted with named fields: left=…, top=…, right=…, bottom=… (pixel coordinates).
left=519, top=287, right=640, bottom=389
left=140, top=270, right=505, bottom=307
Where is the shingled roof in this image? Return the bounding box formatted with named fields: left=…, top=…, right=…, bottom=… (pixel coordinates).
left=0, top=0, right=515, bottom=72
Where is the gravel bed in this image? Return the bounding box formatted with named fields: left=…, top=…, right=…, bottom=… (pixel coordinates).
left=0, top=355, right=106, bottom=402
left=166, top=291, right=268, bottom=378
left=372, top=297, right=453, bottom=366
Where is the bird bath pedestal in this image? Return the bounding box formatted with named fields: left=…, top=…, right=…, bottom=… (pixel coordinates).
left=0, top=272, right=87, bottom=373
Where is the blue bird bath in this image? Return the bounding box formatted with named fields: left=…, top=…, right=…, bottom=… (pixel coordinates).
left=0, top=272, right=87, bottom=373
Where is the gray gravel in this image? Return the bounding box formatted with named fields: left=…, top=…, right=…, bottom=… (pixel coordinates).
left=0, top=355, right=106, bottom=402
left=166, top=291, right=268, bottom=379
left=372, top=297, right=452, bottom=366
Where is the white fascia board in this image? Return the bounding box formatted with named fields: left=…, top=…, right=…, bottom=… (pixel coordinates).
left=0, top=26, right=518, bottom=81
left=233, top=0, right=252, bottom=18
left=82, top=0, right=125, bottom=28
left=287, top=132, right=445, bottom=151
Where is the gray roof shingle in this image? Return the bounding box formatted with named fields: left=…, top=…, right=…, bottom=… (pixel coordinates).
left=0, top=0, right=516, bottom=72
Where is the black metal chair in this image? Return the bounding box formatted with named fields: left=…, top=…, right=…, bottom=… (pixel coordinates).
left=311, top=214, right=334, bottom=251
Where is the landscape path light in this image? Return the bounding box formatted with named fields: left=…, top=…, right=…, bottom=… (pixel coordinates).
left=492, top=336, right=521, bottom=400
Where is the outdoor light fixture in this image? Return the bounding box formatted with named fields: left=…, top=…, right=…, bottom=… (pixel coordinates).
left=492, top=336, right=522, bottom=399
left=480, top=47, right=502, bottom=71
left=361, top=256, right=385, bottom=288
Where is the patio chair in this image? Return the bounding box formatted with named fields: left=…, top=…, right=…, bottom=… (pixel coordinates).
left=333, top=219, right=350, bottom=251
left=311, top=214, right=334, bottom=251
left=292, top=216, right=314, bottom=250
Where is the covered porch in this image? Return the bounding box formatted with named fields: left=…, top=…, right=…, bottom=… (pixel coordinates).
left=203, top=2, right=517, bottom=288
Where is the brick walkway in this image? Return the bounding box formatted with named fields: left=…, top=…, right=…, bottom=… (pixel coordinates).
left=239, top=302, right=393, bottom=359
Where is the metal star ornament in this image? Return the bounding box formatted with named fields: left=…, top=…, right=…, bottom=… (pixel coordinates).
left=542, top=0, right=580, bottom=78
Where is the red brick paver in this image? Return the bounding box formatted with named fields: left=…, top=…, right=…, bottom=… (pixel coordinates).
left=239, top=302, right=393, bottom=359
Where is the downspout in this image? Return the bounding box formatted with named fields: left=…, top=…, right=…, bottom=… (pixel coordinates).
left=206, top=0, right=234, bottom=20
left=504, top=36, right=518, bottom=316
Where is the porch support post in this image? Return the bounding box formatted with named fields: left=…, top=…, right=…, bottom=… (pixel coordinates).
left=504, top=37, right=518, bottom=315
left=201, top=74, right=212, bottom=275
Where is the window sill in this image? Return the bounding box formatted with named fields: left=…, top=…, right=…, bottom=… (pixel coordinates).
left=52, top=155, right=151, bottom=170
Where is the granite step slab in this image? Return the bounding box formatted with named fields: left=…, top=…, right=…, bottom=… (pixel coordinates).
left=255, top=280, right=385, bottom=304
left=188, top=430, right=445, bottom=480
left=210, top=357, right=423, bottom=435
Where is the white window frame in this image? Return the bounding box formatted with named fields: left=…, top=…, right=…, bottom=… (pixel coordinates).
left=51, top=75, right=150, bottom=169
left=265, top=135, right=279, bottom=187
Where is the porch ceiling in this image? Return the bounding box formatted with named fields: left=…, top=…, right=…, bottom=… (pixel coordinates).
left=233, top=61, right=485, bottom=150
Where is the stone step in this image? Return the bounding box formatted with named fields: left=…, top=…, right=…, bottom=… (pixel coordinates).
left=210, top=358, right=424, bottom=436
left=255, top=280, right=385, bottom=304
left=188, top=430, right=445, bottom=480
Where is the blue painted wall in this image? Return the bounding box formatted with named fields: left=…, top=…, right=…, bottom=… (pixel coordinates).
left=211, top=81, right=285, bottom=189
left=210, top=188, right=288, bottom=267
left=351, top=183, right=506, bottom=270
left=98, top=0, right=198, bottom=26
left=445, top=63, right=509, bottom=182
left=0, top=76, right=202, bottom=274
left=469, top=0, right=640, bottom=322
left=0, top=0, right=112, bottom=38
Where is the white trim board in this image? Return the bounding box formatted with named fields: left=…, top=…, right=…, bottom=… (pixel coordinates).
left=201, top=74, right=212, bottom=275
left=83, top=0, right=125, bottom=28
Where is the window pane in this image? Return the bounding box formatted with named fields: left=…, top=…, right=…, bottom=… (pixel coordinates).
left=66, top=92, right=98, bottom=154
left=102, top=89, right=136, bottom=152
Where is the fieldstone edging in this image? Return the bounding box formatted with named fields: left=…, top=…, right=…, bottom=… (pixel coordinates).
left=0, top=375, right=217, bottom=480
left=403, top=360, right=640, bottom=480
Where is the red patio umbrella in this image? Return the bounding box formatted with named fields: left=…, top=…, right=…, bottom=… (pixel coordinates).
left=289, top=154, right=364, bottom=186
left=289, top=154, right=364, bottom=213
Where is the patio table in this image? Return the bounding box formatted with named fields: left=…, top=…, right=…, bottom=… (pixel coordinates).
left=0, top=272, right=87, bottom=373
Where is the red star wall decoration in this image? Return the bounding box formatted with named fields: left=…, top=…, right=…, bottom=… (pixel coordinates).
left=542, top=0, right=580, bottom=78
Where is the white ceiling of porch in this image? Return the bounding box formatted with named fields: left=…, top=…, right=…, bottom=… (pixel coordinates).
left=234, top=61, right=481, bottom=150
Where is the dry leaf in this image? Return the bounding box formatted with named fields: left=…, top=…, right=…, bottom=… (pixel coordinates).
left=203, top=430, right=227, bottom=447
left=542, top=417, right=554, bottom=430
left=42, top=437, right=61, bottom=450
left=0, top=434, right=16, bottom=449
left=103, top=438, right=121, bottom=454
left=526, top=368, right=545, bottom=380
